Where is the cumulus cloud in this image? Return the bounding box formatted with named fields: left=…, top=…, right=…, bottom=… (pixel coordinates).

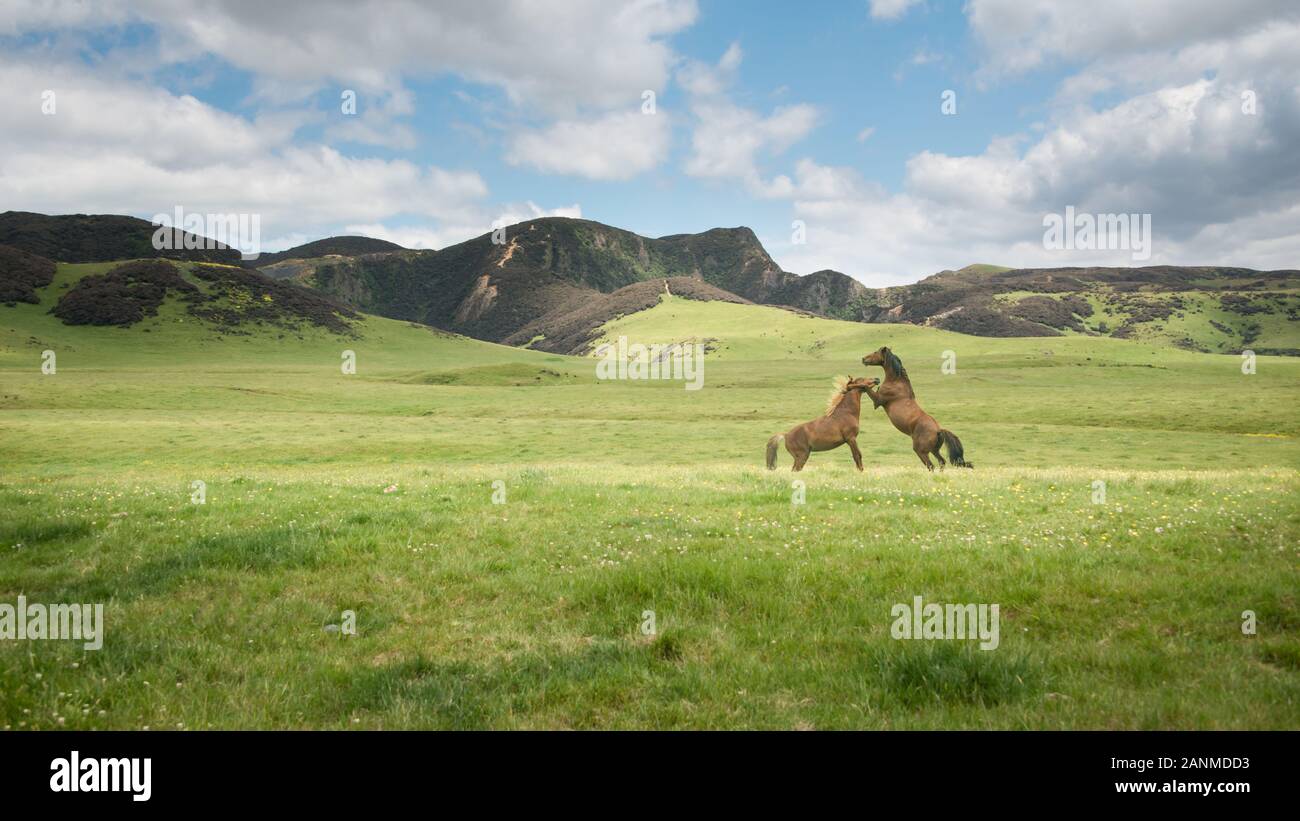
left=3, top=0, right=1296, bottom=286
left=678, top=43, right=820, bottom=196
left=327, top=88, right=419, bottom=150
left=506, top=111, right=671, bottom=180
left=0, top=59, right=285, bottom=165
left=4, top=0, right=698, bottom=111
left=684, top=102, right=819, bottom=196
left=764, top=4, right=1300, bottom=284
left=967, top=0, right=1300, bottom=75
left=0, top=54, right=497, bottom=243
left=3, top=0, right=697, bottom=183
left=677, top=41, right=743, bottom=97
left=774, top=64, right=1300, bottom=282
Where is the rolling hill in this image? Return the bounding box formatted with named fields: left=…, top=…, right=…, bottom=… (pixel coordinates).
left=860, top=263, right=1300, bottom=355
left=257, top=217, right=873, bottom=353
left=3, top=211, right=1297, bottom=357
left=254, top=217, right=1297, bottom=356
left=251, top=235, right=405, bottom=271
left=0, top=211, right=243, bottom=265
left=0, top=256, right=548, bottom=373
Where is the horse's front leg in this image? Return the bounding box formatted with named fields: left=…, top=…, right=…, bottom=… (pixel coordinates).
left=863, top=384, right=885, bottom=410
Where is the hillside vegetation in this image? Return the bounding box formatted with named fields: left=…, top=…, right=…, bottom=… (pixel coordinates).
left=880, top=264, right=1300, bottom=355
left=0, top=211, right=242, bottom=265
left=261, top=218, right=1298, bottom=356
left=272, top=218, right=871, bottom=352
left=252, top=236, right=405, bottom=270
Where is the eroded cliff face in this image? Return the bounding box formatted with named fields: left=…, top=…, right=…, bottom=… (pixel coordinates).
left=453, top=274, right=498, bottom=324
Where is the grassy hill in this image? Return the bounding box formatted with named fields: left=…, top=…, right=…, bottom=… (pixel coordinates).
left=868, top=264, right=1300, bottom=354
left=597, top=290, right=1290, bottom=367
left=251, top=236, right=405, bottom=271
left=1, top=264, right=1297, bottom=729
left=0, top=259, right=543, bottom=371
left=950, top=263, right=1014, bottom=276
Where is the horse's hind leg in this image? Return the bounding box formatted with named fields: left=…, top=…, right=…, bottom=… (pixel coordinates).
left=847, top=436, right=864, bottom=472
left=785, top=437, right=810, bottom=472
left=913, top=441, right=935, bottom=471
left=930, top=439, right=946, bottom=470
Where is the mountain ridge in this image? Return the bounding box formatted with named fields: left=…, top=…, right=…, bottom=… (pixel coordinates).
left=284, top=216, right=1297, bottom=354
left=279, top=216, right=875, bottom=353
left=250, top=235, right=405, bottom=268
left=2, top=211, right=1296, bottom=355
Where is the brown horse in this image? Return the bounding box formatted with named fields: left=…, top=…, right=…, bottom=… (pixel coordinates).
left=766, top=376, right=879, bottom=471
left=860, top=347, right=972, bottom=470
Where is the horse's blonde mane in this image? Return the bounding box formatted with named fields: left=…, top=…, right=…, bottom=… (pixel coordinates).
left=825, top=375, right=850, bottom=416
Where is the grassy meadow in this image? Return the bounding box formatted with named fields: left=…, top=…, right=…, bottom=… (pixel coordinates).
left=1, top=273, right=1298, bottom=729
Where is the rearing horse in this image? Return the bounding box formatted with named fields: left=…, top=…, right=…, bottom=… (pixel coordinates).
left=860, top=347, right=973, bottom=470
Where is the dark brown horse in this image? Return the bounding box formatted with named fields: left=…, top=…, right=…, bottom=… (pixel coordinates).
left=860, top=347, right=972, bottom=470
left=766, top=376, right=879, bottom=471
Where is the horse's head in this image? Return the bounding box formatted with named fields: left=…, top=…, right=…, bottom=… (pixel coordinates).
left=861, top=347, right=887, bottom=368
left=861, top=346, right=906, bottom=378
left=826, top=376, right=879, bottom=415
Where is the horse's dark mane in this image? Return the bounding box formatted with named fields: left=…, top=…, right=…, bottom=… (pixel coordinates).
left=886, top=350, right=908, bottom=379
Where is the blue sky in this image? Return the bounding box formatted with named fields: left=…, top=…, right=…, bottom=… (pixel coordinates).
left=2, top=1, right=1297, bottom=284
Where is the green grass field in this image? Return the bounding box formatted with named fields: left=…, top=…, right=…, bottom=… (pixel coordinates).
left=2, top=270, right=1298, bottom=729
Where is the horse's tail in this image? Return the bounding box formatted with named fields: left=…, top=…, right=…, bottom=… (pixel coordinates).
left=939, top=429, right=973, bottom=469
left=766, top=434, right=785, bottom=470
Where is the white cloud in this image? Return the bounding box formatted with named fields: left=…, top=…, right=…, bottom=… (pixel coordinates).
left=6, top=0, right=699, bottom=112
left=4, top=0, right=1296, bottom=286
left=678, top=43, right=820, bottom=196
left=856, top=126, right=876, bottom=143
left=327, top=88, right=418, bottom=150
left=677, top=41, right=743, bottom=97
left=0, top=59, right=286, bottom=166
left=773, top=57, right=1300, bottom=283
left=506, top=111, right=671, bottom=180
left=0, top=0, right=132, bottom=34
left=3, top=143, right=489, bottom=230
left=492, top=201, right=583, bottom=228
left=2, top=0, right=700, bottom=182
left=684, top=102, right=819, bottom=196
left=869, top=0, right=923, bottom=21
left=0, top=55, right=501, bottom=244
left=967, top=0, right=1300, bottom=75
left=763, top=5, right=1300, bottom=283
